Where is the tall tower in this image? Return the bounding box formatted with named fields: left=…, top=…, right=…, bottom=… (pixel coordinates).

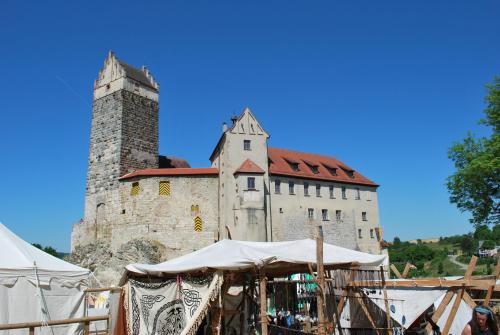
left=83, top=51, right=159, bottom=241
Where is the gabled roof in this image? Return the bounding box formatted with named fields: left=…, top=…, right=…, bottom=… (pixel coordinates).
left=234, top=159, right=265, bottom=175
left=268, top=147, right=378, bottom=187
left=118, top=60, right=157, bottom=90
left=120, top=168, right=219, bottom=180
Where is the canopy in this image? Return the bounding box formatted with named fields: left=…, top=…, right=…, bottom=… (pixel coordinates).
left=0, top=222, right=91, bottom=335
left=126, top=238, right=387, bottom=275
left=0, top=222, right=89, bottom=286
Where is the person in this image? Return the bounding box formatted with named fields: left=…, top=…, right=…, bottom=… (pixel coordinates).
left=462, top=305, right=498, bottom=335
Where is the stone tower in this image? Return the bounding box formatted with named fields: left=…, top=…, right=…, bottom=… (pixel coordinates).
left=83, top=51, right=160, bottom=242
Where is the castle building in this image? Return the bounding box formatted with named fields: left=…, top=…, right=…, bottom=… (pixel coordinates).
left=72, top=52, right=384, bottom=258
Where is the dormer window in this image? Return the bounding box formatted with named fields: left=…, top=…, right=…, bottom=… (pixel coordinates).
left=284, top=158, right=300, bottom=172
left=340, top=166, right=355, bottom=178
left=323, top=164, right=338, bottom=176
left=303, top=160, right=319, bottom=174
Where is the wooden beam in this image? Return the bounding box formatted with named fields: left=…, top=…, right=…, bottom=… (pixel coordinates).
left=259, top=270, right=268, bottom=335
left=484, top=256, right=500, bottom=306
left=317, top=226, right=326, bottom=335
left=380, top=266, right=392, bottom=335
left=425, top=290, right=455, bottom=334
left=402, top=262, right=413, bottom=278
left=442, top=288, right=464, bottom=335
left=0, top=315, right=109, bottom=331
left=462, top=291, right=477, bottom=309
left=390, top=264, right=402, bottom=279
left=355, top=291, right=381, bottom=335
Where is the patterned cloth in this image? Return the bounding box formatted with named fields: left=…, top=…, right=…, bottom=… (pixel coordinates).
left=123, top=272, right=223, bottom=335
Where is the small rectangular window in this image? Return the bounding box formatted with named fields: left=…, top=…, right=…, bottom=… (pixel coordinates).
left=322, top=209, right=329, bottom=221
left=247, top=177, right=256, bottom=190
left=275, top=180, right=281, bottom=194
left=358, top=229, right=362, bottom=238
left=370, top=229, right=374, bottom=238
left=159, top=181, right=171, bottom=196
left=289, top=181, right=295, bottom=195
left=248, top=208, right=257, bottom=224
left=355, top=188, right=361, bottom=200
left=329, top=185, right=334, bottom=198
left=308, top=208, right=314, bottom=219
left=362, top=212, right=367, bottom=221
left=342, top=187, right=347, bottom=199
left=336, top=210, right=342, bottom=221
left=244, top=140, right=251, bottom=151
left=316, top=184, right=321, bottom=197
left=131, top=182, right=140, bottom=196
left=304, top=182, right=309, bottom=196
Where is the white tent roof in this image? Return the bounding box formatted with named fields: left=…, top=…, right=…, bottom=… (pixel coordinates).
left=126, top=239, right=387, bottom=275
left=0, top=222, right=90, bottom=285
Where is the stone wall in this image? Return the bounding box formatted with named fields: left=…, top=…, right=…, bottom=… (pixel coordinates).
left=74, top=174, right=220, bottom=260
left=270, top=176, right=382, bottom=254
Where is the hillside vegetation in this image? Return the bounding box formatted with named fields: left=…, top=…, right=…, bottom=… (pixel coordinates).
left=389, top=224, right=500, bottom=278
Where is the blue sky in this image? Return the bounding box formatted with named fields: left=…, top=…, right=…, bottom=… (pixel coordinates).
left=0, top=1, right=499, bottom=251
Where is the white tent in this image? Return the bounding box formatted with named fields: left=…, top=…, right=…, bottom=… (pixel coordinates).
left=126, top=238, right=387, bottom=275
left=0, top=222, right=91, bottom=335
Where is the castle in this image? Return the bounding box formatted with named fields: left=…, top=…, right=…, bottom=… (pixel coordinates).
left=72, top=52, right=384, bottom=259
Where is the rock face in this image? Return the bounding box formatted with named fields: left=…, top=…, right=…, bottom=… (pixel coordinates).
left=65, top=238, right=166, bottom=286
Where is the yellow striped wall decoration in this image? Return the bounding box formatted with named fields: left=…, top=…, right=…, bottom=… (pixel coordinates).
left=130, top=182, right=140, bottom=196
left=159, top=181, right=171, bottom=195
left=194, top=216, right=202, bottom=232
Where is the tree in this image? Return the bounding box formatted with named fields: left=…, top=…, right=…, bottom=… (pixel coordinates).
left=393, top=237, right=401, bottom=246
left=460, top=235, right=477, bottom=255
left=481, top=240, right=496, bottom=250
left=447, top=77, right=500, bottom=226
left=474, top=225, right=492, bottom=240
left=32, top=243, right=60, bottom=258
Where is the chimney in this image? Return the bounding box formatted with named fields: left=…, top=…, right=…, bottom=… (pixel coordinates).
left=222, top=122, right=228, bottom=132
left=231, top=115, right=238, bottom=125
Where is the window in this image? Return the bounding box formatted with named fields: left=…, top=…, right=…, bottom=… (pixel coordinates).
left=131, top=182, right=140, bottom=196
left=289, top=162, right=300, bottom=171
left=316, top=184, right=321, bottom=197
left=366, top=190, right=372, bottom=201
left=358, top=229, right=362, bottom=238
left=362, top=212, right=367, bottom=221
left=159, top=181, right=171, bottom=195
left=324, top=165, right=337, bottom=176
left=329, top=185, right=335, bottom=198
left=289, top=181, right=295, bottom=195
left=247, top=177, right=256, bottom=190
left=310, top=165, right=319, bottom=174
left=308, top=208, right=314, bottom=219
left=304, top=182, right=309, bottom=196
left=322, top=209, right=329, bottom=221
left=248, top=209, right=257, bottom=224
left=285, top=158, right=300, bottom=171
left=341, top=166, right=355, bottom=178
left=342, top=187, right=347, bottom=199
left=244, top=140, right=251, bottom=151
left=275, top=180, right=281, bottom=194
left=370, top=229, right=374, bottom=239
left=336, top=210, right=342, bottom=221
left=355, top=188, right=361, bottom=200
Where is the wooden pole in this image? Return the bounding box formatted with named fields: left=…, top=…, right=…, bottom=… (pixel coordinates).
left=380, top=266, right=392, bottom=335
left=402, top=262, right=413, bottom=278
left=484, top=256, right=500, bottom=306
left=425, top=290, right=455, bottom=333
left=442, top=289, right=464, bottom=335
left=259, top=270, right=268, bottom=335
left=356, top=291, right=381, bottom=335
left=441, top=256, right=477, bottom=335
left=316, top=226, right=326, bottom=335
left=390, top=264, right=402, bottom=279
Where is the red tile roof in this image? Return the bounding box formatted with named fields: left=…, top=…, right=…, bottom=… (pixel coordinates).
left=120, top=168, right=219, bottom=180
left=234, top=159, right=265, bottom=175
left=268, top=148, right=378, bottom=187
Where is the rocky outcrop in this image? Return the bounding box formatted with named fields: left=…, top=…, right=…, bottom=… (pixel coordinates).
left=65, top=238, right=166, bottom=286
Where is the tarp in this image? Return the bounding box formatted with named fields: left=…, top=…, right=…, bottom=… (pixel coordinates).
left=0, top=222, right=91, bottom=335
left=126, top=239, right=387, bottom=275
